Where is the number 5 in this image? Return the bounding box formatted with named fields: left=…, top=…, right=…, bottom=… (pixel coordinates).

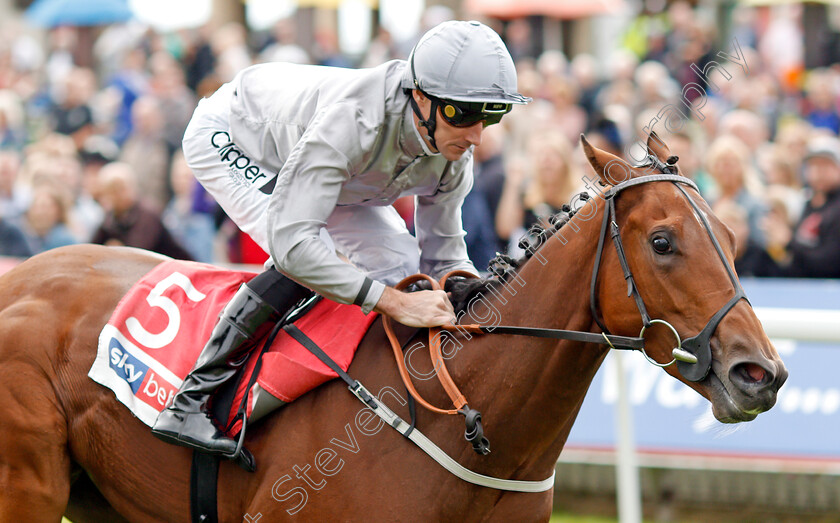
left=125, top=272, right=207, bottom=349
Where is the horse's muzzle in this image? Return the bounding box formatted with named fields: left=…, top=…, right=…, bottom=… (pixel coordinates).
left=727, top=357, right=788, bottom=412
left=709, top=352, right=788, bottom=422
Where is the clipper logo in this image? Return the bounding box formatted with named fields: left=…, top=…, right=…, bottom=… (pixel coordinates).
left=211, top=131, right=275, bottom=191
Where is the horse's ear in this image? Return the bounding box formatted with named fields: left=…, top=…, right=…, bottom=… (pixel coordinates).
left=646, top=131, right=671, bottom=161
left=580, top=133, right=634, bottom=186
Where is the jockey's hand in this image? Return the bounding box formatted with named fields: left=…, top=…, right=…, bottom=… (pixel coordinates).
left=374, top=286, right=456, bottom=328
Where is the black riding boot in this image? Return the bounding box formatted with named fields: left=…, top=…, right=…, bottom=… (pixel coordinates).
left=152, top=270, right=310, bottom=456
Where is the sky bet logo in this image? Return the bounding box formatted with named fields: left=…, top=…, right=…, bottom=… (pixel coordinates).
left=109, top=337, right=178, bottom=408
left=109, top=337, right=149, bottom=393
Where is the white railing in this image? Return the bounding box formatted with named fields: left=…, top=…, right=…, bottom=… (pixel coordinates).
left=755, top=307, right=840, bottom=343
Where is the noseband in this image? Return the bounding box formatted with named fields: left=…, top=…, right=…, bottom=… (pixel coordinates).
left=589, top=156, right=749, bottom=382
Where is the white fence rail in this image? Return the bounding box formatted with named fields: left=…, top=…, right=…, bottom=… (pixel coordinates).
left=755, top=307, right=840, bottom=343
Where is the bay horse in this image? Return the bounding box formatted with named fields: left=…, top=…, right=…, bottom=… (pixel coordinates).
left=0, top=134, right=786, bottom=522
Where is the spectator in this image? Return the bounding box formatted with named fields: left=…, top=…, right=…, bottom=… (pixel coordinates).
left=259, top=18, right=311, bottom=65
left=0, top=214, right=32, bottom=258
left=718, top=110, right=770, bottom=157
left=118, top=96, right=170, bottom=212
left=313, top=30, right=353, bottom=68
left=0, top=149, right=30, bottom=224
left=586, top=114, right=623, bottom=157
left=92, top=162, right=192, bottom=260
left=777, top=136, right=840, bottom=278
left=667, top=129, right=715, bottom=195
left=705, top=134, right=767, bottom=245
left=463, top=124, right=506, bottom=270
left=505, top=18, right=538, bottom=62
left=758, top=144, right=805, bottom=223
left=21, top=182, right=78, bottom=254
left=80, top=134, right=120, bottom=192
left=635, top=60, right=679, bottom=112
left=210, top=23, right=251, bottom=82
left=543, top=76, right=588, bottom=145
left=162, top=151, right=215, bottom=263
left=0, top=0, right=837, bottom=288
left=361, top=27, right=398, bottom=68
left=0, top=89, right=26, bottom=149
left=501, top=65, right=550, bottom=157
left=570, top=53, right=604, bottom=119
left=496, top=129, right=580, bottom=253
left=103, top=47, right=149, bottom=146
left=182, top=26, right=216, bottom=92
left=761, top=187, right=798, bottom=268
left=148, top=52, right=197, bottom=157
left=775, top=118, right=813, bottom=174
left=713, top=199, right=779, bottom=278
left=803, top=69, right=840, bottom=135
left=59, top=155, right=100, bottom=233
left=758, top=5, right=804, bottom=91
left=38, top=151, right=103, bottom=243
left=49, top=67, right=97, bottom=150
left=43, top=27, right=76, bottom=100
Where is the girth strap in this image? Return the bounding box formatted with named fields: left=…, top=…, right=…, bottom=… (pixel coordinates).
left=190, top=452, right=219, bottom=523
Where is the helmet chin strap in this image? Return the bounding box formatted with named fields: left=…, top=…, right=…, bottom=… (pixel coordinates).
left=408, top=91, right=440, bottom=152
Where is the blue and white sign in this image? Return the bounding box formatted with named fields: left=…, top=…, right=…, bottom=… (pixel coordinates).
left=566, top=278, right=840, bottom=460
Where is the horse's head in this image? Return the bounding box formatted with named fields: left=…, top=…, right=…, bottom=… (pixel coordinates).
left=581, top=132, right=787, bottom=423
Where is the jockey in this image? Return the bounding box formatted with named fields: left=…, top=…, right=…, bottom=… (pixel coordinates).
left=152, top=20, right=530, bottom=457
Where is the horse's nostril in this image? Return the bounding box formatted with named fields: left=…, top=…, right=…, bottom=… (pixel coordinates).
left=744, top=363, right=765, bottom=382
left=732, top=362, right=771, bottom=387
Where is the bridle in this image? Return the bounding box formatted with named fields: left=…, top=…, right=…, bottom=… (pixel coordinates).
left=589, top=154, right=749, bottom=382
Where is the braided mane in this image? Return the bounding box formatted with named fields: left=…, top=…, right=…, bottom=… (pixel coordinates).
left=448, top=192, right=590, bottom=313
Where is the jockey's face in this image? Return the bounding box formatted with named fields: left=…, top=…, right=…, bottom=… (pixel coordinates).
left=411, top=90, right=484, bottom=162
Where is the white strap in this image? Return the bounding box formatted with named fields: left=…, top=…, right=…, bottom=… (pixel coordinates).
left=349, top=384, right=555, bottom=493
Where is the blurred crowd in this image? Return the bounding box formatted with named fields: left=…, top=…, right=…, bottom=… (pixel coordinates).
left=0, top=1, right=838, bottom=278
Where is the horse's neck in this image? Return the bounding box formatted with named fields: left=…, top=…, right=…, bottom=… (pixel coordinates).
left=455, top=209, right=608, bottom=472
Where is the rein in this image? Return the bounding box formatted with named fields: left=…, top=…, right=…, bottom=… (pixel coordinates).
left=381, top=270, right=646, bottom=455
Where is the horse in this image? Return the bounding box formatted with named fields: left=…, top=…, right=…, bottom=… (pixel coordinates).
left=0, top=133, right=787, bottom=522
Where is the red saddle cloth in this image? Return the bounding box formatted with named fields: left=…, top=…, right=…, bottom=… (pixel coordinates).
left=88, top=260, right=377, bottom=432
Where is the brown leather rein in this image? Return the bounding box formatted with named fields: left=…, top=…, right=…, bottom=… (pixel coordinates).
left=381, top=270, right=646, bottom=455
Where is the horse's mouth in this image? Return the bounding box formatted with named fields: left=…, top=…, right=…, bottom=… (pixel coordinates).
left=704, top=369, right=758, bottom=423
left=698, top=334, right=786, bottom=423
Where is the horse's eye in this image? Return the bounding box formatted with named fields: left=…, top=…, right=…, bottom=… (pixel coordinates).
left=651, top=236, right=672, bottom=254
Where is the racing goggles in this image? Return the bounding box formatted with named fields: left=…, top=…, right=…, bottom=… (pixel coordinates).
left=432, top=96, right=512, bottom=127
